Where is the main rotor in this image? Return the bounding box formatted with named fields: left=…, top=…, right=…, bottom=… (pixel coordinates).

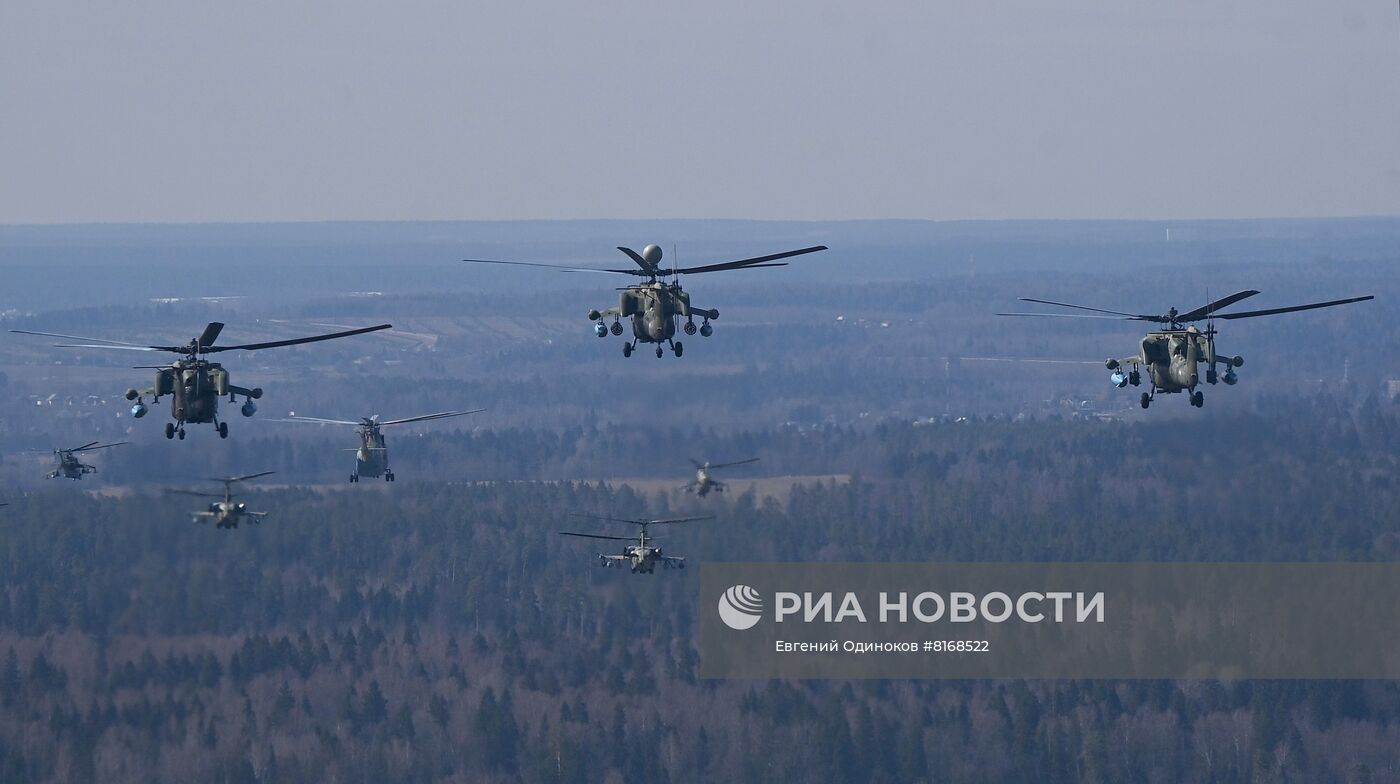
left=558, top=513, right=714, bottom=545
left=463, top=243, right=828, bottom=283
left=10, top=321, right=393, bottom=361
left=1000, top=291, right=1374, bottom=330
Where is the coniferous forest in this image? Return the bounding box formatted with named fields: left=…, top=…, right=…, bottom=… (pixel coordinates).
left=0, top=221, right=1398, bottom=782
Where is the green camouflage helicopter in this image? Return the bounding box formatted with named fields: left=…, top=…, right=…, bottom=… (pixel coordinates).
left=167, top=471, right=274, bottom=529
left=11, top=322, right=391, bottom=439
left=684, top=457, right=759, bottom=496
left=463, top=244, right=827, bottom=358
left=273, top=409, right=484, bottom=482
left=46, top=441, right=128, bottom=480
left=559, top=513, right=713, bottom=573
left=1000, top=290, right=1373, bottom=408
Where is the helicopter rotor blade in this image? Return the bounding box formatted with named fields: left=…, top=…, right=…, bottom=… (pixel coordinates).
left=378, top=409, right=485, bottom=427
left=70, top=441, right=128, bottom=453
left=616, top=247, right=657, bottom=275
left=708, top=457, right=760, bottom=470
left=8, top=329, right=149, bottom=346
left=1211, top=295, right=1375, bottom=321
left=645, top=515, right=714, bottom=526
left=996, top=313, right=1139, bottom=320
left=558, top=532, right=637, bottom=542
left=461, top=258, right=636, bottom=275
left=165, top=489, right=224, bottom=498
left=1174, top=290, right=1262, bottom=323
left=203, top=324, right=392, bottom=353
left=54, top=344, right=170, bottom=352
left=197, top=322, right=225, bottom=348
left=1015, top=298, right=1157, bottom=319
left=270, top=416, right=363, bottom=426
left=219, top=471, right=276, bottom=484
left=665, top=245, right=828, bottom=276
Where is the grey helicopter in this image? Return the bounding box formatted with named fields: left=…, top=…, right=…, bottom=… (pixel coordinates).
left=684, top=457, right=759, bottom=496
left=559, top=513, right=713, bottom=574
left=10, top=322, right=391, bottom=439
left=46, top=441, right=128, bottom=480
left=167, top=471, right=275, bottom=529
left=1000, top=291, right=1373, bottom=408
left=273, top=409, right=484, bottom=482
left=463, top=244, right=827, bottom=358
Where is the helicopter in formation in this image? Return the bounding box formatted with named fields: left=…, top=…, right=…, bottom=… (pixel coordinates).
left=167, top=471, right=275, bottom=529
left=463, top=244, right=827, bottom=358
left=45, top=441, right=128, bottom=480
left=684, top=457, right=759, bottom=496
left=273, top=409, right=484, bottom=482
left=1000, top=291, right=1374, bottom=408
left=559, top=513, right=712, bottom=573
left=10, top=321, right=392, bottom=439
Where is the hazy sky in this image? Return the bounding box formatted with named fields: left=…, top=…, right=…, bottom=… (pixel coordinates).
left=2, top=1, right=1398, bottom=223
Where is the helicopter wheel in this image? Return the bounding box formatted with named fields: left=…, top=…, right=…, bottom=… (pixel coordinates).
left=1191, top=391, right=1204, bottom=408
left=1140, top=392, right=1151, bottom=409
left=385, top=472, right=395, bottom=482
left=655, top=346, right=663, bottom=358
left=177, top=429, right=186, bottom=440
left=217, top=422, right=228, bottom=439
left=623, top=343, right=632, bottom=358
left=165, top=423, right=175, bottom=439
left=350, top=474, right=358, bottom=483
left=673, top=341, right=683, bottom=357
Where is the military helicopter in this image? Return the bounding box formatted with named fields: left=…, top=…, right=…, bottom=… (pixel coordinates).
left=273, top=409, right=484, bottom=482
left=999, top=291, right=1374, bottom=408
left=45, top=441, right=128, bottom=480
left=10, top=322, right=391, bottom=439
left=684, top=457, right=759, bottom=496
left=558, top=513, right=713, bottom=573
left=166, top=471, right=275, bottom=529
left=463, top=244, right=827, bottom=358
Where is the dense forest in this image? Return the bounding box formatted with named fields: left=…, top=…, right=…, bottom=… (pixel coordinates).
left=1, top=403, right=1398, bottom=783
left=0, top=222, right=1397, bottom=782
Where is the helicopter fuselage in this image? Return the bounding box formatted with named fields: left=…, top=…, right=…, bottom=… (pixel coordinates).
left=597, top=535, right=685, bottom=574
left=129, top=359, right=262, bottom=438
left=49, top=455, right=95, bottom=480
left=618, top=283, right=709, bottom=343
left=195, top=500, right=256, bottom=529
left=353, top=427, right=391, bottom=481
left=692, top=467, right=722, bottom=496
left=1106, top=328, right=1243, bottom=407
left=589, top=281, right=719, bottom=354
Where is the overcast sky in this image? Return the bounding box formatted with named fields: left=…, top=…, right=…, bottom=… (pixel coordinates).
left=2, top=1, right=1398, bottom=224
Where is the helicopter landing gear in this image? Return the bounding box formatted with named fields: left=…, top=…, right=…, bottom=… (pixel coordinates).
left=165, top=423, right=176, bottom=439
left=656, top=346, right=664, bottom=358
left=672, top=340, right=683, bottom=357
left=350, top=473, right=359, bottom=483
left=385, top=471, right=395, bottom=482
left=1191, top=390, right=1204, bottom=408
left=1140, top=392, right=1151, bottom=409
left=623, top=342, right=633, bottom=358
left=177, top=429, right=186, bottom=440
left=217, top=421, right=228, bottom=439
